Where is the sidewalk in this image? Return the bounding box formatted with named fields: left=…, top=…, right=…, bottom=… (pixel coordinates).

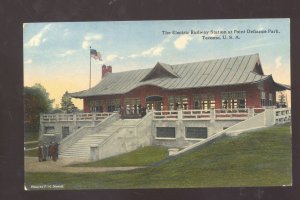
left=25, top=157, right=144, bottom=173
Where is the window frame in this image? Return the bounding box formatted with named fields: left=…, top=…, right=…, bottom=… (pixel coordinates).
left=155, top=127, right=176, bottom=140
left=185, top=127, right=208, bottom=140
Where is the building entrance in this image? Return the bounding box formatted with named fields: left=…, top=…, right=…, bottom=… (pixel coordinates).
left=146, top=96, right=163, bottom=111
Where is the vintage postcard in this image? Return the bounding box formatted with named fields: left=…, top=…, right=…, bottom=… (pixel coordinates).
left=23, top=19, right=291, bottom=190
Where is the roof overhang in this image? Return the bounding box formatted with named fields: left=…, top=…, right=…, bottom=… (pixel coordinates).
left=264, top=75, right=291, bottom=91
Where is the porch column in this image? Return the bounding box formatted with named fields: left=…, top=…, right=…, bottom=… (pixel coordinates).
left=214, top=90, right=222, bottom=109
left=162, top=93, right=169, bottom=111
left=188, top=93, right=193, bottom=110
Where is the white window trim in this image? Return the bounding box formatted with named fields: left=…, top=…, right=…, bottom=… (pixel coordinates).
left=184, top=127, right=208, bottom=140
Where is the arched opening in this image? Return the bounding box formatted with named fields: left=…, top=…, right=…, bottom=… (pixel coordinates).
left=146, top=95, right=163, bottom=111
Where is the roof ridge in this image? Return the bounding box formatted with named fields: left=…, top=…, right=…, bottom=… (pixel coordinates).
left=171, top=53, right=259, bottom=67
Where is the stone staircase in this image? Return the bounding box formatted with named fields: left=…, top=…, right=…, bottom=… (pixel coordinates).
left=60, top=119, right=142, bottom=158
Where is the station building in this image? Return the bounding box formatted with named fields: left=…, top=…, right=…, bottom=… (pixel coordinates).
left=71, top=53, right=289, bottom=114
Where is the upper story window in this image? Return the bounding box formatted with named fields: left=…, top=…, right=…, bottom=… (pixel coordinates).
left=89, top=100, right=103, bottom=112
left=221, top=91, right=246, bottom=109
left=107, top=99, right=120, bottom=112
left=169, top=95, right=189, bottom=110
left=193, top=93, right=215, bottom=110
left=124, top=98, right=141, bottom=114
left=269, top=93, right=273, bottom=106
left=261, top=91, right=266, bottom=107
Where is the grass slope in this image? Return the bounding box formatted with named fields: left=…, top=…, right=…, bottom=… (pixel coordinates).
left=70, top=146, right=169, bottom=167
left=25, top=123, right=292, bottom=189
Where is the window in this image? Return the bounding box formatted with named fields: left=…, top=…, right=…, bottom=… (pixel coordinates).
left=221, top=91, right=246, bottom=108
left=124, top=98, right=141, bottom=114
left=62, top=126, right=70, bottom=138
left=89, top=100, right=103, bottom=112
left=185, top=127, right=208, bottom=139
left=107, top=99, right=120, bottom=112
left=169, top=96, right=189, bottom=110
left=269, top=93, right=273, bottom=106
left=44, top=126, right=54, bottom=134
left=261, top=91, right=266, bottom=107
left=193, top=94, right=215, bottom=109
left=156, top=127, right=176, bottom=138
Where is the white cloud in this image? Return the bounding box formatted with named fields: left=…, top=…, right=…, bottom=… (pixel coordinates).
left=106, top=54, right=119, bottom=61
left=127, top=46, right=164, bottom=59
left=275, top=56, right=282, bottom=69
left=235, top=43, right=273, bottom=51
left=141, top=46, right=164, bottom=56
left=24, top=59, right=32, bottom=64
left=128, top=54, right=139, bottom=58
left=25, top=24, right=52, bottom=48
left=82, top=33, right=103, bottom=49
left=59, top=50, right=77, bottom=57
left=174, top=35, right=192, bottom=50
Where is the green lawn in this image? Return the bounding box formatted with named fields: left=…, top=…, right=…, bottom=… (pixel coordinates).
left=70, top=146, right=169, bottom=167
left=25, top=123, right=292, bottom=189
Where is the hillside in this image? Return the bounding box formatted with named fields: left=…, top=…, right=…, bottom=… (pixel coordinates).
left=25, top=123, right=292, bottom=189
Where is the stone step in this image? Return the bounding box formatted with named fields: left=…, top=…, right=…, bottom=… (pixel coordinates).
left=72, top=141, right=104, bottom=145
left=60, top=153, right=88, bottom=158
left=60, top=118, right=138, bottom=158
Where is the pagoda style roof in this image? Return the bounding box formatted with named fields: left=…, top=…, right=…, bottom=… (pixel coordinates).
left=71, top=53, right=289, bottom=98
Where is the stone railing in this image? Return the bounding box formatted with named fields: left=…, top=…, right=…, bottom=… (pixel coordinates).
left=153, top=108, right=266, bottom=121
left=153, top=110, right=179, bottom=120
left=274, top=107, right=291, bottom=124
left=182, top=110, right=212, bottom=120
left=41, top=112, right=113, bottom=123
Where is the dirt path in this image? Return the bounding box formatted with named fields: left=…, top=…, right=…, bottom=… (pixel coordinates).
left=25, top=157, right=144, bottom=173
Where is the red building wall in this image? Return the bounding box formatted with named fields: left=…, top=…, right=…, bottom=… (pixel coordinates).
left=82, top=80, right=274, bottom=112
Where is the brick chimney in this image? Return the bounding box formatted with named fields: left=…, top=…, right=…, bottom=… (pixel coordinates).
left=102, top=64, right=112, bottom=77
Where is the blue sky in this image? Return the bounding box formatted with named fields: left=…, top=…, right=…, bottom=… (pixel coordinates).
left=23, top=19, right=290, bottom=109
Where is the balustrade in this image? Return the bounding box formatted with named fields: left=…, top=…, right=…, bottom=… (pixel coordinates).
left=153, top=108, right=263, bottom=121
left=41, top=112, right=113, bottom=122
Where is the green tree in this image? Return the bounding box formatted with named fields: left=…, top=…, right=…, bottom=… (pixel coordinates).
left=60, top=91, right=78, bottom=113
left=278, top=92, right=287, bottom=107
left=24, top=83, right=54, bottom=130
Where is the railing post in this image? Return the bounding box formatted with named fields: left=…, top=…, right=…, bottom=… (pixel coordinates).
left=249, top=107, right=254, bottom=117
left=210, top=109, right=215, bottom=122
left=178, top=109, right=182, bottom=120
left=92, top=113, right=96, bottom=126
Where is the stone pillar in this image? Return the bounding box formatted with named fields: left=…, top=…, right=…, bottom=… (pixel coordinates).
left=89, top=144, right=99, bottom=161
left=210, top=108, right=215, bottom=122
left=248, top=107, right=254, bottom=117
left=178, top=109, right=183, bottom=120
left=92, top=113, right=96, bottom=126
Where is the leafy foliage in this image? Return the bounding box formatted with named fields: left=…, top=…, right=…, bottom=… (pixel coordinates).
left=60, top=91, right=78, bottom=113
left=24, top=84, right=54, bottom=130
